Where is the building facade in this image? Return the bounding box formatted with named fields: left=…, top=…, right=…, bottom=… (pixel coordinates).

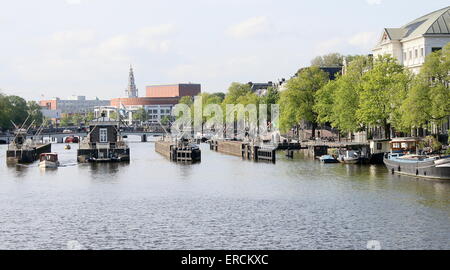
left=373, top=6, right=450, bottom=74
left=40, top=96, right=110, bottom=115
left=110, top=72, right=201, bottom=124
left=146, top=83, right=201, bottom=98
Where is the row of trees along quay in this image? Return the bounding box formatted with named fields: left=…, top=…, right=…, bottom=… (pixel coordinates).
left=178, top=44, right=449, bottom=146
left=310, top=44, right=449, bottom=143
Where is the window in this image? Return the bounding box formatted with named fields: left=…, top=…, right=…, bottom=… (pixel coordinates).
left=377, top=143, right=383, bottom=150
left=403, top=52, right=407, bottom=60
left=421, top=48, right=424, bottom=57
left=415, top=49, right=418, bottom=58
left=432, top=47, right=442, bottom=52
left=409, top=51, right=412, bottom=60
left=99, top=128, right=107, bottom=143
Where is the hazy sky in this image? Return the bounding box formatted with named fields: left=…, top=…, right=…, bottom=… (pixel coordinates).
left=0, top=0, right=448, bottom=101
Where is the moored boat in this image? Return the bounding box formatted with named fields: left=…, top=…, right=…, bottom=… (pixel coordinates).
left=383, top=138, right=450, bottom=180
left=77, top=115, right=130, bottom=163
left=338, top=150, right=362, bottom=164
left=39, top=153, right=60, bottom=169
left=384, top=153, right=450, bottom=180
left=6, top=128, right=52, bottom=164
left=319, top=155, right=338, bottom=163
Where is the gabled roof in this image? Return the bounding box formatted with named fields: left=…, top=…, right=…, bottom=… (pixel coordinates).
left=401, top=6, right=450, bottom=40
left=376, top=6, right=450, bottom=46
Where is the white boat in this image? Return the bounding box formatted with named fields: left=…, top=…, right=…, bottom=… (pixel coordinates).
left=39, top=153, right=60, bottom=169
left=338, top=150, right=361, bottom=164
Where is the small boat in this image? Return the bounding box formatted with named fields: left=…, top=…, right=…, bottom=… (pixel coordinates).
left=65, top=144, right=71, bottom=150
left=338, top=150, right=361, bottom=164
left=319, top=155, right=338, bottom=163
left=65, top=136, right=79, bottom=144
left=39, top=153, right=60, bottom=169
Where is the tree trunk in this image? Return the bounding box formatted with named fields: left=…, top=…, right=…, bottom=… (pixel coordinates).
left=384, top=119, right=391, bottom=139
left=311, top=123, right=317, bottom=140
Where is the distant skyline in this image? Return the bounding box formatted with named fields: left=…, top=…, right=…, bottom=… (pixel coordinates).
left=0, top=0, right=449, bottom=100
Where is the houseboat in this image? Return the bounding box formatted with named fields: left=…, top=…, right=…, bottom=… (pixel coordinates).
left=39, top=153, right=60, bottom=169
left=6, top=128, right=52, bottom=164
left=369, top=139, right=390, bottom=164
left=77, top=116, right=130, bottom=163
left=383, top=138, right=450, bottom=180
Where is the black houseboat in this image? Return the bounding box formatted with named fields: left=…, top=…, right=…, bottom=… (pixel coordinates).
left=6, top=128, right=52, bottom=164
left=77, top=117, right=130, bottom=163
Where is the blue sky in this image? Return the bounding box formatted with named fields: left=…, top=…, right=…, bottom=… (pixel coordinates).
left=0, top=0, right=448, bottom=100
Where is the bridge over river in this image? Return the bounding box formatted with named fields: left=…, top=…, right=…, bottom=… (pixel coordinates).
left=0, top=131, right=165, bottom=144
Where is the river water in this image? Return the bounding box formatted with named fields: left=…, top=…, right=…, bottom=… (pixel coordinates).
left=0, top=140, right=449, bottom=250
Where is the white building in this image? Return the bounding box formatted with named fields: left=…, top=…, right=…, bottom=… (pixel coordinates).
left=373, top=6, right=450, bottom=74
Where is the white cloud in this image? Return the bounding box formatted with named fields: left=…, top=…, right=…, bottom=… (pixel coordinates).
left=348, top=31, right=378, bottom=48
left=11, top=24, right=176, bottom=96
left=65, top=0, right=82, bottom=5
left=51, top=30, right=96, bottom=45
left=315, top=38, right=345, bottom=55
left=314, top=31, right=378, bottom=55
left=366, top=0, right=382, bottom=5
left=227, top=16, right=269, bottom=39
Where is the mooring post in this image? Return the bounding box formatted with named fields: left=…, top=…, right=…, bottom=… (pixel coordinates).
left=141, top=134, right=147, bottom=142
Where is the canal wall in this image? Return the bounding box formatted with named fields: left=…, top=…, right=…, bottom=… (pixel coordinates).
left=155, top=140, right=201, bottom=163
left=209, top=140, right=275, bottom=163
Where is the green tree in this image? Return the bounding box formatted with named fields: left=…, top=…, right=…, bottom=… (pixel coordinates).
left=133, top=107, right=148, bottom=123
left=27, top=101, right=44, bottom=127
left=85, top=112, right=95, bottom=122
left=210, top=92, right=225, bottom=101
left=357, top=55, right=411, bottom=138
left=179, top=96, right=194, bottom=107
left=311, top=53, right=344, bottom=67
left=60, top=114, right=73, bottom=127
left=401, top=78, right=431, bottom=129
left=160, top=115, right=171, bottom=126
left=6, top=95, right=28, bottom=128
left=109, top=111, right=118, bottom=120
left=279, top=66, right=329, bottom=135
left=222, top=82, right=252, bottom=105
left=420, top=43, right=450, bottom=123
left=314, top=79, right=338, bottom=125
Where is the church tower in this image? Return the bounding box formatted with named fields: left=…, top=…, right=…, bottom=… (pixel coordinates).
left=125, top=65, right=138, bottom=98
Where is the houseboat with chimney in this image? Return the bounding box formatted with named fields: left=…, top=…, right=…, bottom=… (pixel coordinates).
left=77, top=116, right=130, bottom=163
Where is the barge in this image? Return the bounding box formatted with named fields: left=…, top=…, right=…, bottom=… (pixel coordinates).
left=77, top=116, right=130, bottom=163
left=383, top=138, right=450, bottom=180
left=6, top=128, right=51, bottom=164
left=384, top=153, right=450, bottom=180
left=155, top=138, right=201, bottom=163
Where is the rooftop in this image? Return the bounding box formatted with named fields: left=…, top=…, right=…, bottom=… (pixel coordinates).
left=380, top=6, right=450, bottom=43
